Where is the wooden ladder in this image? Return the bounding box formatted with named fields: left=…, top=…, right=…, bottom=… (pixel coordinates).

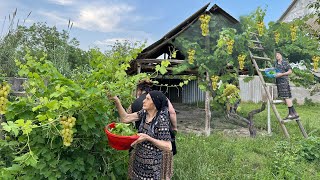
left=247, top=32, right=308, bottom=139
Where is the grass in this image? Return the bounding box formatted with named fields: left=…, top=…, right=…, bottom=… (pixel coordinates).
left=172, top=102, right=320, bottom=179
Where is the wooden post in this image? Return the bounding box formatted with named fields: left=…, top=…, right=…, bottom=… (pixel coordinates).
left=137, top=62, right=141, bottom=74
left=204, top=30, right=211, bottom=136
left=0, top=115, right=3, bottom=139
left=205, top=71, right=211, bottom=136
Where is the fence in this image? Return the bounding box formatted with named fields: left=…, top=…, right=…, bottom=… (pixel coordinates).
left=239, top=75, right=320, bottom=104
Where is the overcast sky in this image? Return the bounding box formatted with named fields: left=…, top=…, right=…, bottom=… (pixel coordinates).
left=0, top=0, right=293, bottom=51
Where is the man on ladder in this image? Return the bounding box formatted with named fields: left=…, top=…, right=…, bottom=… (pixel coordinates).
left=274, top=52, right=299, bottom=120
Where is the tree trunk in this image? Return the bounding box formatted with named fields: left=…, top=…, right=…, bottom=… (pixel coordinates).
left=227, top=102, right=266, bottom=137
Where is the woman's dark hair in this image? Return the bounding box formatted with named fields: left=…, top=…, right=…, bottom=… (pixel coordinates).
left=137, top=79, right=153, bottom=93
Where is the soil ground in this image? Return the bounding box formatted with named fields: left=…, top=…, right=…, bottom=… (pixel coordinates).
left=173, top=103, right=268, bottom=137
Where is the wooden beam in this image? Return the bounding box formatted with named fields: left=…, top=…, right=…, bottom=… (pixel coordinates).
left=136, top=59, right=185, bottom=64
left=140, top=64, right=198, bottom=74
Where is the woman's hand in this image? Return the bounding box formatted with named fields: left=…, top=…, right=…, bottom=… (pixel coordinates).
left=106, top=91, right=118, bottom=101
left=131, top=133, right=150, bottom=146
left=275, top=73, right=283, bottom=78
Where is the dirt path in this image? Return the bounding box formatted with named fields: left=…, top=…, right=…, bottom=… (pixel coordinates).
left=174, top=103, right=206, bottom=135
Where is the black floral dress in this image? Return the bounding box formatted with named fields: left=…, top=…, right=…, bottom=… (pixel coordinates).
left=128, top=108, right=173, bottom=180
left=274, top=60, right=292, bottom=98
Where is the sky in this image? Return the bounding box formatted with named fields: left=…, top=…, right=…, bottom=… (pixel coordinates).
left=0, top=0, right=293, bottom=51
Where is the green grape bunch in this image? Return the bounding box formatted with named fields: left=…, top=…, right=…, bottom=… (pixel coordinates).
left=199, top=14, right=211, bottom=36
left=226, top=39, right=234, bottom=55
left=312, top=56, right=319, bottom=71
left=257, top=21, right=264, bottom=36
left=222, top=84, right=240, bottom=100
left=188, top=49, right=196, bottom=64
left=290, top=25, right=297, bottom=41
left=110, top=123, right=137, bottom=136
left=60, top=116, right=76, bottom=147
left=210, top=75, right=219, bottom=90
left=0, top=82, right=11, bottom=115
left=238, top=54, right=246, bottom=70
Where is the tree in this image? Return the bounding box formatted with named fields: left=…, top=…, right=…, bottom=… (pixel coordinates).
left=0, top=21, right=89, bottom=77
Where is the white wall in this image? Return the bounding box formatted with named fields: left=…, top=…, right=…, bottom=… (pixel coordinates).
left=281, top=0, right=316, bottom=22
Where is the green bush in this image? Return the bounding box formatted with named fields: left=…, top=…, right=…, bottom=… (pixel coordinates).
left=0, top=46, right=147, bottom=179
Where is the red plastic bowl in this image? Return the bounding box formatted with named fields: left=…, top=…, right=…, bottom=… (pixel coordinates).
left=105, top=122, right=139, bottom=150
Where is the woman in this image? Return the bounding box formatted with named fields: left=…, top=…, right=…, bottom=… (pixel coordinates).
left=129, top=79, right=177, bottom=131
left=110, top=91, right=173, bottom=179
left=275, top=52, right=299, bottom=119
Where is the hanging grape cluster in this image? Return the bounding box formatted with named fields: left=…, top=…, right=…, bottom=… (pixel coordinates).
left=290, top=25, right=297, bottom=41
left=274, top=31, right=280, bottom=44
left=60, top=116, right=76, bottom=147
left=238, top=54, right=246, bottom=70
left=199, top=14, right=211, bottom=36
left=226, top=39, right=234, bottom=55
left=257, top=21, right=264, bottom=36
left=0, top=82, right=10, bottom=115
left=210, top=76, right=219, bottom=90
left=188, top=49, right=195, bottom=64
left=312, top=56, right=319, bottom=71
left=222, top=84, right=240, bottom=100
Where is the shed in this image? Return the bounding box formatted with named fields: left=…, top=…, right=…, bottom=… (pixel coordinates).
left=128, top=3, right=239, bottom=103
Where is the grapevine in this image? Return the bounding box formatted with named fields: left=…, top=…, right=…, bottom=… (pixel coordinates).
left=60, top=115, right=76, bottom=147
left=312, top=56, right=319, bottom=71
left=199, top=14, right=211, bottom=36
left=226, top=39, right=234, bottom=55
left=238, top=54, right=246, bottom=70
left=188, top=49, right=195, bottom=64
left=210, top=75, right=219, bottom=90
left=254, top=7, right=266, bottom=36
left=274, top=31, right=280, bottom=44
left=290, top=24, right=297, bottom=41
left=0, top=82, right=11, bottom=115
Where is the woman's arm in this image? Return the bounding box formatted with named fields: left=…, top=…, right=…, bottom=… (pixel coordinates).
left=276, top=69, right=292, bottom=78
left=131, top=133, right=172, bottom=151
left=110, top=96, right=139, bottom=123
left=168, top=99, right=178, bottom=131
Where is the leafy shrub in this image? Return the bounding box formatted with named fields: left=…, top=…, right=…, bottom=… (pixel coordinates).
left=299, top=136, right=320, bottom=162
left=0, top=46, right=147, bottom=179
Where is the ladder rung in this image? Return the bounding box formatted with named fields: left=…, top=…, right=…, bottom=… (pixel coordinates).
left=272, top=100, right=284, bottom=104
left=250, top=46, right=264, bottom=51
left=281, top=118, right=299, bottom=123
left=265, top=83, right=276, bottom=86
left=249, top=32, right=259, bottom=36
left=259, top=69, right=266, bottom=71
left=249, top=40, right=262, bottom=44
left=282, top=119, right=293, bottom=123
left=12, top=91, right=26, bottom=94
left=252, top=56, right=271, bottom=61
